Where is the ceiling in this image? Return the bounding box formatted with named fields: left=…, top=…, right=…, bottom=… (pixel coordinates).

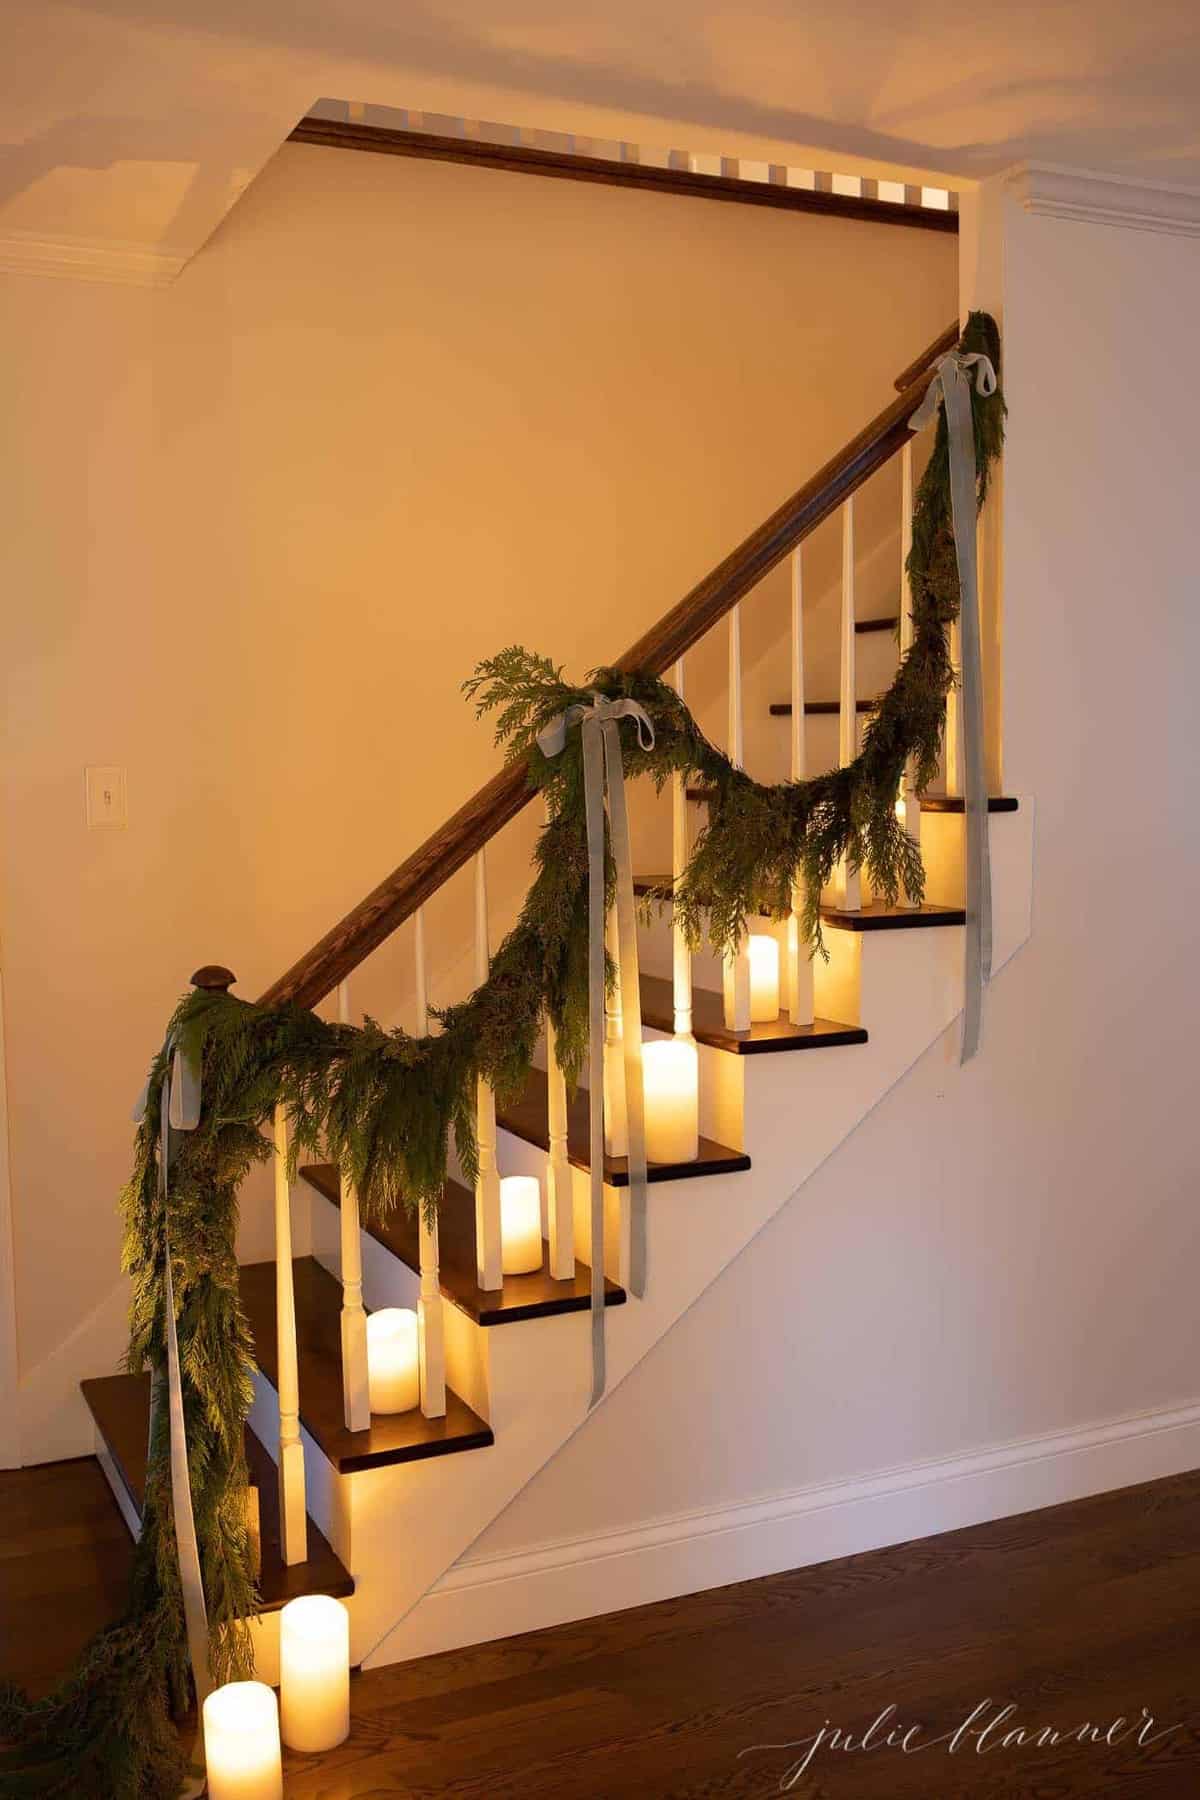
left=4, top=0, right=1199, bottom=279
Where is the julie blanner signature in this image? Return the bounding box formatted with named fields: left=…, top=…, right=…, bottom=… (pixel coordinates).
left=739, top=1699, right=1182, bottom=1789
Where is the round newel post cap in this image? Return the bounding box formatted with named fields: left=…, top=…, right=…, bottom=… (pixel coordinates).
left=191, top=964, right=237, bottom=992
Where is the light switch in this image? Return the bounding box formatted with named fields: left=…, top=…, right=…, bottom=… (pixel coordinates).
left=85, top=765, right=127, bottom=828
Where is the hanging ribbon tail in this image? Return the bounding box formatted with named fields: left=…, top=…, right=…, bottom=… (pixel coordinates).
left=911, top=350, right=995, bottom=1063
left=536, top=690, right=655, bottom=1406
left=158, top=1056, right=213, bottom=1777
left=580, top=722, right=608, bottom=1407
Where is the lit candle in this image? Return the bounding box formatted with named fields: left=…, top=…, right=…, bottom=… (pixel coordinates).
left=642, top=1038, right=699, bottom=1164
left=748, top=933, right=780, bottom=1022
left=280, top=1594, right=350, bottom=1753
left=366, top=1307, right=419, bottom=1414
left=203, top=1681, right=282, bottom=1800
left=500, top=1174, right=543, bottom=1274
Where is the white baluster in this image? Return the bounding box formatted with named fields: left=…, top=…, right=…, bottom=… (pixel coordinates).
left=413, top=909, right=446, bottom=1415
left=897, top=444, right=923, bottom=905
left=723, top=605, right=752, bottom=1029
left=473, top=852, right=503, bottom=1290
left=272, top=1103, right=307, bottom=1564
left=787, top=550, right=815, bottom=1023
left=335, top=982, right=370, bottom=1433
left=544, top=800, right=575, bottom=1280
left=671, top=658, right=694, bottom=1041
left=602, top=904, right=627, bottom=1157
left=837, top=500, right=862, bottom=910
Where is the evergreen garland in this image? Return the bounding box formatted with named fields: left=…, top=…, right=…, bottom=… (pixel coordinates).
left=0, top=314, right=1001, bottom=1797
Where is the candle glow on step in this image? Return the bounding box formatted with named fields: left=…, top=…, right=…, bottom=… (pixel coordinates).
left=202, top=1680, right=282, bottom=1800
left=500, top=1174, right=543, bottom=1274
left=643, top=1038, right=700, bottom=1164
left=748, top=933, right=781, bottom=1023
left=366, top=1307, right=420, bottom=1414
left=280, top=1594, right=350, bottom=1753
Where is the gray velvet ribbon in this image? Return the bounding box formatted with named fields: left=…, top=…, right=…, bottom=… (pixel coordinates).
left=134, top=1039, right=212, bottom=1768
left=538, top=693, right=654, bottom=1405
left=909, top=349, right=997, bottom=1062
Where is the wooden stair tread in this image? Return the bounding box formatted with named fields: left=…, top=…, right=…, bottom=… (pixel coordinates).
left=239, top=1257, right=494, bottom=1473
left=767, top=699, right=874, bottom=716
left=498, top=1067, right=750, bottom=1185
left=855, top=615, right=898, bottom=634
left=299, top=1166, right=627, bottom=1327
left=820, top=901, right=966, bottom=930
left=80, top=1372, right=354, bottom=1610
left=637, top=972, right=866, bottom=1055
left=916, top=794, right=1019, bottom=813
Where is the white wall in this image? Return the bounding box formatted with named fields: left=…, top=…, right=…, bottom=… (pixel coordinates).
left=0, top=143, right=954, bottom=1461
left=454, top=184, right=1200, bottom=1582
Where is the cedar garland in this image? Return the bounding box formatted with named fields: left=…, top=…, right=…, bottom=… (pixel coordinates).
left=0, top=314, right=1002, bottom=1797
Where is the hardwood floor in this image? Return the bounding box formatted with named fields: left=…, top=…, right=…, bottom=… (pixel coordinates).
left=3, top=1461, right=1198, bottom=1795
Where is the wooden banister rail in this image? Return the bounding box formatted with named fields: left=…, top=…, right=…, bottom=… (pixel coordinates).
left=259, top=326, right=958, bottom=1012
left=892, top=322, right=959, bottom=392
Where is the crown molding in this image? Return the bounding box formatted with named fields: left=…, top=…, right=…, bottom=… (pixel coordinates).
left=1007, top=162, right=1200, bottom=238
left=0, top=229, right=186, bottom=287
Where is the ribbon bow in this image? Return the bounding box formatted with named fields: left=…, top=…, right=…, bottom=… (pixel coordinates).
left=134, top=1034, right=211, bottom=1793
left=909, top=349, right=997, bottom=1061
left=538, top=692, right=654, bottom=1405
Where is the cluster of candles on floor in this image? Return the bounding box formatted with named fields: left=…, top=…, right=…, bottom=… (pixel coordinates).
left=203, top=1594, right=349, bottom=1796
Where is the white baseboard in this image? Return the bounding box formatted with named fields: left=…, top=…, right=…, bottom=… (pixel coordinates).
left=374, top=1398, right=1200, bottom=1666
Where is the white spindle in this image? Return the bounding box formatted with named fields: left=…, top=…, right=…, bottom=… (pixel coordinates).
left=602, top=904, right=627, bottom=1157
left=413, top=910, right=446, bottom=1415
left=788, top=550, right=815, bottom=1023
left=723, top=605, right=752, bottom=1029
left=544, top=800, right=574, bottom=1280
left=898, top=444, right=923, bottom=905
left=272, top=1103, right=307, bottom=1564
left=473, top=852, right=502, bottom=1290
left=837, top=500, right=862, bottom=910
left=671, top=658, right=694, bottom=1040
left=335, top=982, right=370, bottom=1433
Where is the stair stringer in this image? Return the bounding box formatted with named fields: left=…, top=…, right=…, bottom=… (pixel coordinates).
left=342, top=802, right=1033, bottom=1669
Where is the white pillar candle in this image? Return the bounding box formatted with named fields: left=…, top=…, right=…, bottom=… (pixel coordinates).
left=366, top=1307, right=419, bottom=1414
left=748, top=933, right=781, bottom=1022
left=642, top=1038, right=700, bottom=1164
left=203, top=1681, right=282, bottom=1800
left=280, top=1594, right=350, bottom=1753
left=500, top=1174, right=543, bottom=1274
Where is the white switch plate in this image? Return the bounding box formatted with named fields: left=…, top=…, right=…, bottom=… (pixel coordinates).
left=85, top=765, right=127, bottom=828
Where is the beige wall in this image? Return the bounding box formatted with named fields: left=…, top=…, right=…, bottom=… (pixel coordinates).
left=0, top=144, right=956, bottom=1459
left=468, top=187, right=1200, bottom=1562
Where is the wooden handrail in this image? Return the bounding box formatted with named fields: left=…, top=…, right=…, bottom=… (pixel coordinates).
left=893, top=322, right=959, bottom=392
left=259, top=329, right=956, bottom=1010
left=289, top=118, right=959, bottom=238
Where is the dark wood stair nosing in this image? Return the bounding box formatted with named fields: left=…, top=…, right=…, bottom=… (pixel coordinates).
left=497, top=1067, right=750, bottom=1186
left=637, top=972, right=866, bottom=1056
left=768, top=699, right=875, bottom=716
left=820, top=901, right=966, bottom=931
left=298, top=1165, right=627, bottom=1328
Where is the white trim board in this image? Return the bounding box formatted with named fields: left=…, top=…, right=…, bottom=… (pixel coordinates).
left=1007, top=163, right=1200, bottom=238
left=376, top=1398, right=1200, bottom=1666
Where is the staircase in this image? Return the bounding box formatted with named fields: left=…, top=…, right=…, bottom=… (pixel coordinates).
left=81, top=321, right=1033, bottom=1679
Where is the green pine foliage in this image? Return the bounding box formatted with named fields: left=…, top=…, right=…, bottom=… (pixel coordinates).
left=0, top=316, right=1001, bottom=1798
